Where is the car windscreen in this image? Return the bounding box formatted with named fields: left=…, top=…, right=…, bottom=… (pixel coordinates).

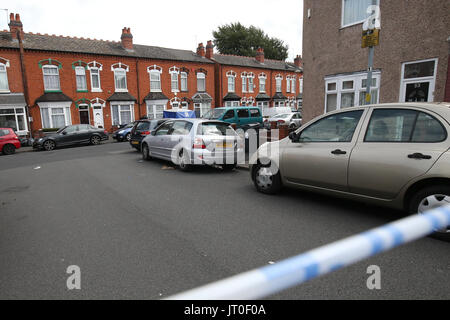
left=57, top=126, right=68, bottom=134
left=197, top=122, right=236, bottom=136
left=203, top=109, right=226, bottom=120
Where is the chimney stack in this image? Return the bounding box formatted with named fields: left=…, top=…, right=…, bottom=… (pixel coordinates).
left=255, top=47, right=265, bottom=63
left=9, top=13, right=24, bottom=40
left=196, top=43, right=205, bottom=57
left=294, top=55, right=303, bottom=68
left=206, top=40, right=214, bottom=59
left=121, top=27, right=133, bottom=50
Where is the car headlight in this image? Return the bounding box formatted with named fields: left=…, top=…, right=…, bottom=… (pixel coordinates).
left=38, top=138, right=43, bottom=142
left=118, top=130, right=125, bottom=134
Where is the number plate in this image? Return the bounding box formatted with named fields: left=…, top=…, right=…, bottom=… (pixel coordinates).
left=132, top=141, right=139, bottom=145
left=216, top=143, right=233, bottom=148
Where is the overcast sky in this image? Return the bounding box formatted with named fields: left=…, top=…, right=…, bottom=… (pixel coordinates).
left=0, top=0, right=303, bottom=61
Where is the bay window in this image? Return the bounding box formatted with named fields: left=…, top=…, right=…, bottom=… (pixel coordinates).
left=0, top=107, right=27, bottom=133
left=111, top=104, right=133, bottom=125
left=39, top=105, right=72, bottom=129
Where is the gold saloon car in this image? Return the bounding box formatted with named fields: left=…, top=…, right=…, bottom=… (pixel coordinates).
left=250, top=103, right=450, bottom=241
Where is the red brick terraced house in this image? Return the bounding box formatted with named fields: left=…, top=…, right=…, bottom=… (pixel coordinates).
left=204, top=41, right=303, bottom=115
left=0, top=13, right=303, bottom=138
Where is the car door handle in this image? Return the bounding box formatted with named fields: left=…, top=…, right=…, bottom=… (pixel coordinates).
left=408, top=153, right=432, bottom=160
left=331, top=149, right=347, bottom=155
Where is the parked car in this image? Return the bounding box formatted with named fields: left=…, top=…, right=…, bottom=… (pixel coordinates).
left=250, top=103, right=450, bottom=241
left=112, top=123, right=135, bottom=142
left=203, top=107, right=263, bottom=129
left=33, top=124, right=109, bottom=151
left=0, top=128, right=21, bottom=155
left=265, top=112, right=303, bottom=130
left=141, top=119, right=244, bottom=171
left=129, top=119, right=167, bottom=151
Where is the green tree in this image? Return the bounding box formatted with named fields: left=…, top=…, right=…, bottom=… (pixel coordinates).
left=213, top=23, right=289, bottom=61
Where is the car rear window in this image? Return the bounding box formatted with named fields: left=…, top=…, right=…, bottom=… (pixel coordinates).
left=197, top=122, right=236, bottom=136
left=136, top=122, right=151, bottom=131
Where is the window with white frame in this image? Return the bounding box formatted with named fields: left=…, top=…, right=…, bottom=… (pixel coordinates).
left=275, top=75, right=283, bottom=92
left=259, top=73, right=266, bottom=93
left=180, top=101, right=189, bottom=110
left=197, top=72, right=206, bottom=92
left=299, top=78, right=304, bottom=94
left=400, top=59, right=438, bottom=103
left=225, top=101, right=239, bottom=107
left=274, top=101, right=285, bottom=108
left=241, top=73, right=247, bottom=93
left=227, top=71, right=236, bottom=93
left=88, top=61, right=103, bottom=92
left=291, top=77, right=296, bottom=95
left=0, top=107, right=27, bottom=132
left=114, top=68, right=127, bottom=91
left=342, top=0, right=379, bottom=28
left=146, top=102, right=166, bottom=120
left=248, top=73, right=254, bottom=93
left=325, top=71, right=380, bottom=113
left=286, top=76, right=291, bottom=93
left=257, top=101, right=269, bottom=116
left=42, top=65, right=61, bottom=91
left=180, top=72, right=188, bottom=91
left=111, top=104, right=133, bottom=125
left=75, top=66, right=87, bottom=91
left=148, top=66, right=162, bottom=92
left=0, top=63, right=9, bottom=92
left=170, top=67, right=180, bottom=92
left=39, top=105, right=72, bottom=128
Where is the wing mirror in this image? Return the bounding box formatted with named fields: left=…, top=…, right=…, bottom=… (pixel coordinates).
left=289, top=131, right=300, bottom=142
left=62, top=131, right=67, bottom=135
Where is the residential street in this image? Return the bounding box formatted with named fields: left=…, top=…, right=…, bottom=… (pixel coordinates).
left=0, top=142, right=449, bottom=300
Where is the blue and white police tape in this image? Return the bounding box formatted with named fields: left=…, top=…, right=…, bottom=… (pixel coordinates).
left=167, top=205, right=450, bottom=300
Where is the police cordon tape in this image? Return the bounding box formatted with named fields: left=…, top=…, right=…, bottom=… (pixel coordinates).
left=167, top=205, right=450, bottom=300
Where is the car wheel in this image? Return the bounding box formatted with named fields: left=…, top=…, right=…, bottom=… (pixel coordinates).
left=289, top=123, right=297, bottom=131
left=252, top=161, right=282, bottom=194
left=126, top=133, right=131, bottom=142
left=142, top=143, right=152, bottom=161
left=409, top=185, right=450, bottom=242
left=2, top=144, right=16, bottom=155
left=43, top=140, right=55, bottom=151
left=221, top=164, right=236, bottom=172
left=178, top=149, right=192, bottom=172
left=90, top=135, right=101, bottom=145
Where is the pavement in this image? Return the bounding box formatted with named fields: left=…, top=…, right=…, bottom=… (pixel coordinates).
left=0, top=142, right=449, bottom=300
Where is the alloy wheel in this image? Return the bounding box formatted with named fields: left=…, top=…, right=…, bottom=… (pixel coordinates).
left=43, top=140, right=55, bottom=151
left=255, top=167, right=274, bottom=190
left=418, top=194, right=450, bottom=234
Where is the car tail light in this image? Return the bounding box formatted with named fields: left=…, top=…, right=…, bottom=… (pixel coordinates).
left=104, top=130, right=109, bottom=134
left=193, top=138, right=206, bottom=149
left=141, top=131, right=151, bottom=136
left=277, top=120, right=286, bottom=124
left=264, top=119, right=268, bottom=122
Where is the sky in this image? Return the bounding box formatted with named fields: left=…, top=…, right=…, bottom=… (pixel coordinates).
left=0, top=0, right=303, bottom=61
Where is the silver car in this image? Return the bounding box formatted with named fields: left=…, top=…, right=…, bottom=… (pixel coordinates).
left=250, top=103, right=450, bottom=241
left=141, top=119, right=244, bottom=171
left=266, top=112, right=303, bottom=130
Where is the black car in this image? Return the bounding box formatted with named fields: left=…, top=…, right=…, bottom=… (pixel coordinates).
left=33, top=124, right=109, bottom=151
left=129, top=119, right=167, bottom=151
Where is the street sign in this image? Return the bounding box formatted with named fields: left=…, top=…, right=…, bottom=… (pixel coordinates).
left=362, top=29, right=380, bottom=48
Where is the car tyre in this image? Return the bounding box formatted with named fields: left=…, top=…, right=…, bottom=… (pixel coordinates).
left=178, top=149, right=192, bottom=172
left=90, top=135, right=101, bottom=145
left=126, top=133, right=131, bottom=142
left=43, top=140, right=55, bottom=151
left=409, top=185, right=450, bottom=242
left=142, top=143, right=152, bottom=161
left=252, top=161, right=282, bottom=194
left=289, top=123, right=297, bottom=131
left=2, top=144, right=16, bottom=155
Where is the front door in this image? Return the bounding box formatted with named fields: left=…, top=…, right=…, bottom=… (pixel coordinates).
left=282, top=109, right=365, bottom=192
left=79, top=106, right=90, bottom=125
left=93, top=106, right=104, bottom=128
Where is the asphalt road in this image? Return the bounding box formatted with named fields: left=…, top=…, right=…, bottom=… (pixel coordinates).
left=0, top=142, right=449, bottom=300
